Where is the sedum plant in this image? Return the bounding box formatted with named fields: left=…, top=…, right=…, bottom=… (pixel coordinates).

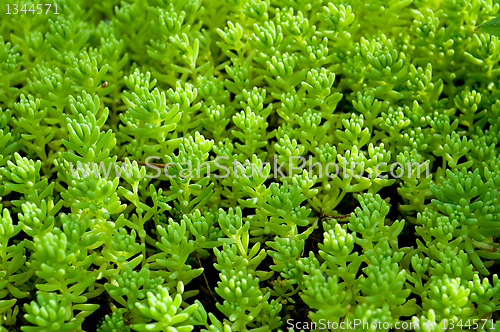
left=0, top=0, right=500, bottom=331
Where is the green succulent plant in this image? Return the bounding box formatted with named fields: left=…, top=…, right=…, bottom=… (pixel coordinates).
left=1, top=0, right=500, bottom=331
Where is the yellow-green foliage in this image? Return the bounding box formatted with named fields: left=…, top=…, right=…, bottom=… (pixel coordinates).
left=1, top=0, right=500, bottom=331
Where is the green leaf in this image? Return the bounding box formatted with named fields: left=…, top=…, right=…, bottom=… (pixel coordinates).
left=475, top=17, right=500, bottom=37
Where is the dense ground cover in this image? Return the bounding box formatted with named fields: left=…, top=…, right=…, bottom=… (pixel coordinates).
left=1, top=0, right=500, bottom=331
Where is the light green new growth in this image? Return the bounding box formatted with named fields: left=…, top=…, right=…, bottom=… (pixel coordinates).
left=0, top=0, right=500, bottom=331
